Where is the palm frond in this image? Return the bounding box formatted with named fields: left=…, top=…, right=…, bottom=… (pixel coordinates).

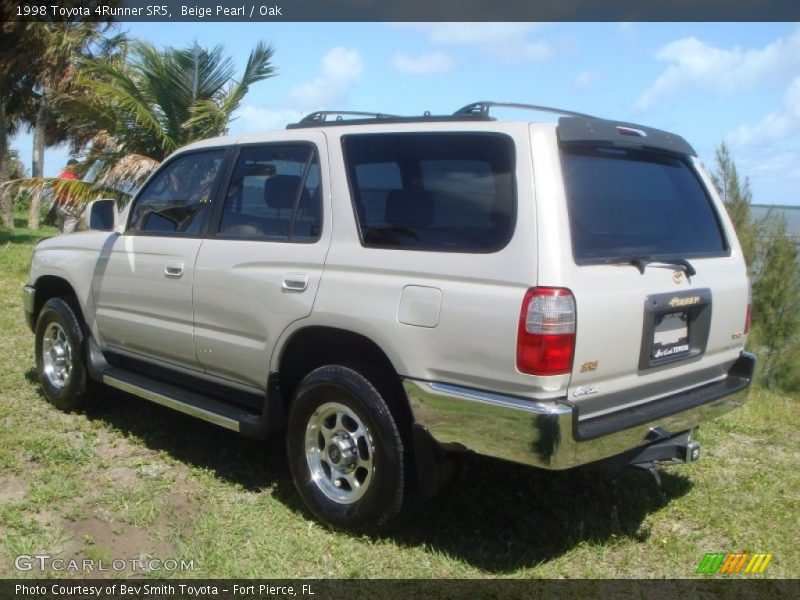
left=78, top=52, right=176, bottom=154
left=0, top=177, right=131, bottom=208
left=174, top=42, right=236, bottom=104
left=65, top=38, right=278, bottom=162
left=218, top=41, right=277, bottom=128
left=183, top=99, right=229, bottom=137
left=96, top=153, right=159, bottom=190
left=241, top=41, right=278, bottom=87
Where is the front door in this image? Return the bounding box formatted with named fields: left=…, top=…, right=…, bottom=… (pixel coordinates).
left=93, top=148, right=227, bottom=370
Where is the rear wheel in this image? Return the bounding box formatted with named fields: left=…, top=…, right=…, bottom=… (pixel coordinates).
left=286, top=364, right=405, bottom=532
left=34, top=297, right=95, bottom=411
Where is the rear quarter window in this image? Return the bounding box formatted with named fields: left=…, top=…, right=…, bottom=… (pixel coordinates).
left=343, top=132, right=516, bottom=253
left=560, top=145, right=728, bottom=263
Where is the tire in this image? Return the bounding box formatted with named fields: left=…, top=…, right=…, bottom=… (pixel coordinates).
left=286, top=364, right=406, bottom=532
left=34, top=297, right=95, bottom=411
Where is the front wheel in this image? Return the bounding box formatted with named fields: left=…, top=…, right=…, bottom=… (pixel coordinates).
left=34, top=297, right=95, bottom=411
left=286, top=365, right=406, bottom=532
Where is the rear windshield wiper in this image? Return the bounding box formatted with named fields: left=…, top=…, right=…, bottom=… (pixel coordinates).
left=606, top=255, right=697, bottom=277
left=631, top=256, right=696, bottom=276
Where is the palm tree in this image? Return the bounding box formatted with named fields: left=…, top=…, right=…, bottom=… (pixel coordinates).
left=79, top=39, right=277, bottom=161
left=3, top=38, right=277, bottom=224
left=1, top=20, right=45, bottom=228
left=25, top=23, right=121, bottom=229
left=7, top=149, right=26, bottom=179
left=0, top=103, right=18, bottom=228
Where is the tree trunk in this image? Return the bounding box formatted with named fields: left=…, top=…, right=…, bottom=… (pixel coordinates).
left=28, top=98, right=47, bottom=230
left=0, top=101, right=13, bottom=229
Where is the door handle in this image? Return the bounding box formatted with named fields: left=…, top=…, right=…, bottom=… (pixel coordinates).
left=164, top=261, right=184, bottom=278
left=282, top=273, right=309, bottom=292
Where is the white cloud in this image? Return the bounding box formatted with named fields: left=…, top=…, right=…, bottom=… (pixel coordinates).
left=749, top=151, right=800, bottom=178
left=573, top=69, right=603, bottom=91
left=728, top=77, right=800, bottom=147
left=289, top=47, right=362, bottom=110
left=230, top=47, right=363, bottom=134
left=394, top=23, right=553, bottom=64
left=391, top=51, right=455, bottom=75
left=230, top=106, right=303, bottom=134
left=491, top=40, right=553, bottom=63
left=635, top=29, right=800, bottom=111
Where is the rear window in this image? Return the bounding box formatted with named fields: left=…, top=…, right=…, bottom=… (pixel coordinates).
left=343, top=133, right=515, bottom=252
left=560, top=145, right=728, bottom=263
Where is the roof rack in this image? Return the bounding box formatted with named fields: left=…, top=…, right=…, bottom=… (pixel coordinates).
left=292, top=110, right=400, bottom=125
left=284, top=101, right=597, bottom=130
left=286, top=109, right=491, bottom=129
left=282, top=101, right=695, bottom=156
left=454, top=101, right=598, bottom=120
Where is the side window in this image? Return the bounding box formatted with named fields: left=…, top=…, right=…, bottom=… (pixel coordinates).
left=353, top=162, right=402, bottom=229
left=343, top=133, right=515, bottom=253
left=219, top=144, right=322, bottom=242
left=129, top=150, right=225, bottom=234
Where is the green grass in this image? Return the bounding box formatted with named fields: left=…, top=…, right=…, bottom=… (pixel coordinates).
left=0, top=222, right=798, bottom=579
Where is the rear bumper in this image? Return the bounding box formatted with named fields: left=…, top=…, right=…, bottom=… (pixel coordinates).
left=405, top=351, right=755, bottom=469
left=22, top=284, right=36, bottom=332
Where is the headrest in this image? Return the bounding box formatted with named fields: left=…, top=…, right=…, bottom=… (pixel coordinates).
left=264, top=175, right=304, bottom=211
left=385, top=189, right=433, bottom=226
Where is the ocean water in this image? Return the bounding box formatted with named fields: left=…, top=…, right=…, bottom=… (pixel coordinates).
left=751, top=205, right=800, bottom=239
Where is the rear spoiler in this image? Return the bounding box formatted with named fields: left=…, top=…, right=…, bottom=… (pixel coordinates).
left=558, top=116, right=697, bottom=157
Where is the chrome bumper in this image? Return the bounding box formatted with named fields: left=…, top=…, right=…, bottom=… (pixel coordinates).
left=405, top=352, right=755, bottom=469
left=22, top=285, right=36, bottom=332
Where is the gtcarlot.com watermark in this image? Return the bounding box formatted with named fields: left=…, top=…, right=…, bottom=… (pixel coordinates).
left=15, top=554, right=195, bottom=573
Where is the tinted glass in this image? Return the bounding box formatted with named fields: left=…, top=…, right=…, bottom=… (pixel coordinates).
left=129, top=150, right=224, bottom=233
left=561, top=146, right=727, bottom=262
left=354, top=162, right=402, bottom=227
left=343, top=133, right=515, bottom=252
left=219, top=145, right=321, bottom=241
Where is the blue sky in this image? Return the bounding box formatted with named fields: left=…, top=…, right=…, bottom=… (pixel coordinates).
left=12, top=22, right=800, bottom=205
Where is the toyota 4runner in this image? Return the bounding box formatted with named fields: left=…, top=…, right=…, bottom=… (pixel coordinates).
left=23, top=102, right=755, bottom=531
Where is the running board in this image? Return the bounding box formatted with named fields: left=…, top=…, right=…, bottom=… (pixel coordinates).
left=103, top=367, right=259, bottom=433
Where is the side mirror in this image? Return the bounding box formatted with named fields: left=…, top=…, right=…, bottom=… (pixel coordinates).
left=82, top=199, right=117, bottom=231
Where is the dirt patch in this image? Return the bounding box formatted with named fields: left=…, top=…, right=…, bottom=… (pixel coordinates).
left=0, top=473, right=27, bottom=502
left=61, top=485, right=195, bottom=547
left=101, top=466, right=140, bottom=487
left=60, top=514, right=174, bottom=557
left=92, top=428, right=147, bottom=461
left=28, top=509, right=62, bottom=529
left=163, top=490, right=194, bottom=516
left=49, top=506, right=186, bottom=578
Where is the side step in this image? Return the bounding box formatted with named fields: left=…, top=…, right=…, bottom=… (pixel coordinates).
left=103, top=367, right=260, bottom=433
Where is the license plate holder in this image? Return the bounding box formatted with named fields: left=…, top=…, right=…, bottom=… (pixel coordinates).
left=639, top=289, right=712, bottom=370
left=651, top=312, right=690, bottom=360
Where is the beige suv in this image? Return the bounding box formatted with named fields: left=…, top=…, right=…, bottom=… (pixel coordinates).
left=23, top=102, right=755, bottom=531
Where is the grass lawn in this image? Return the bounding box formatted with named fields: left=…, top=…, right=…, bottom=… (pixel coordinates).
left=0, top=222, right=798, bottom=579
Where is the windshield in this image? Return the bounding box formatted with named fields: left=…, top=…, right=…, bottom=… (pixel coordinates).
left=560, top=145, right=728, bottom=263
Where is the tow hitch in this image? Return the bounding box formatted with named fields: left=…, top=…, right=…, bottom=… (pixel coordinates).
left=629, top=428, right=700, bottom=485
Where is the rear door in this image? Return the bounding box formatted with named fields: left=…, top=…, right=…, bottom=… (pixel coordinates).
left=538, top=135, right=749, bottom=419
left=191, top=134, right=330, bottom=389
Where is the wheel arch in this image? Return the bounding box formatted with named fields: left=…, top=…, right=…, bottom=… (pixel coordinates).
left=33, top=275, right=83, bottom=325
left=274, top=325, right=412, bottom=428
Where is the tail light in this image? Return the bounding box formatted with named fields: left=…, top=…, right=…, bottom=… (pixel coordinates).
left=517, top=287, right=576, bottom=376
left=744, top=278, right=752, bottom=334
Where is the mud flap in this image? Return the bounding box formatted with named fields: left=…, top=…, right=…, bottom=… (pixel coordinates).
left=412, top=423, right=463, bottom=501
